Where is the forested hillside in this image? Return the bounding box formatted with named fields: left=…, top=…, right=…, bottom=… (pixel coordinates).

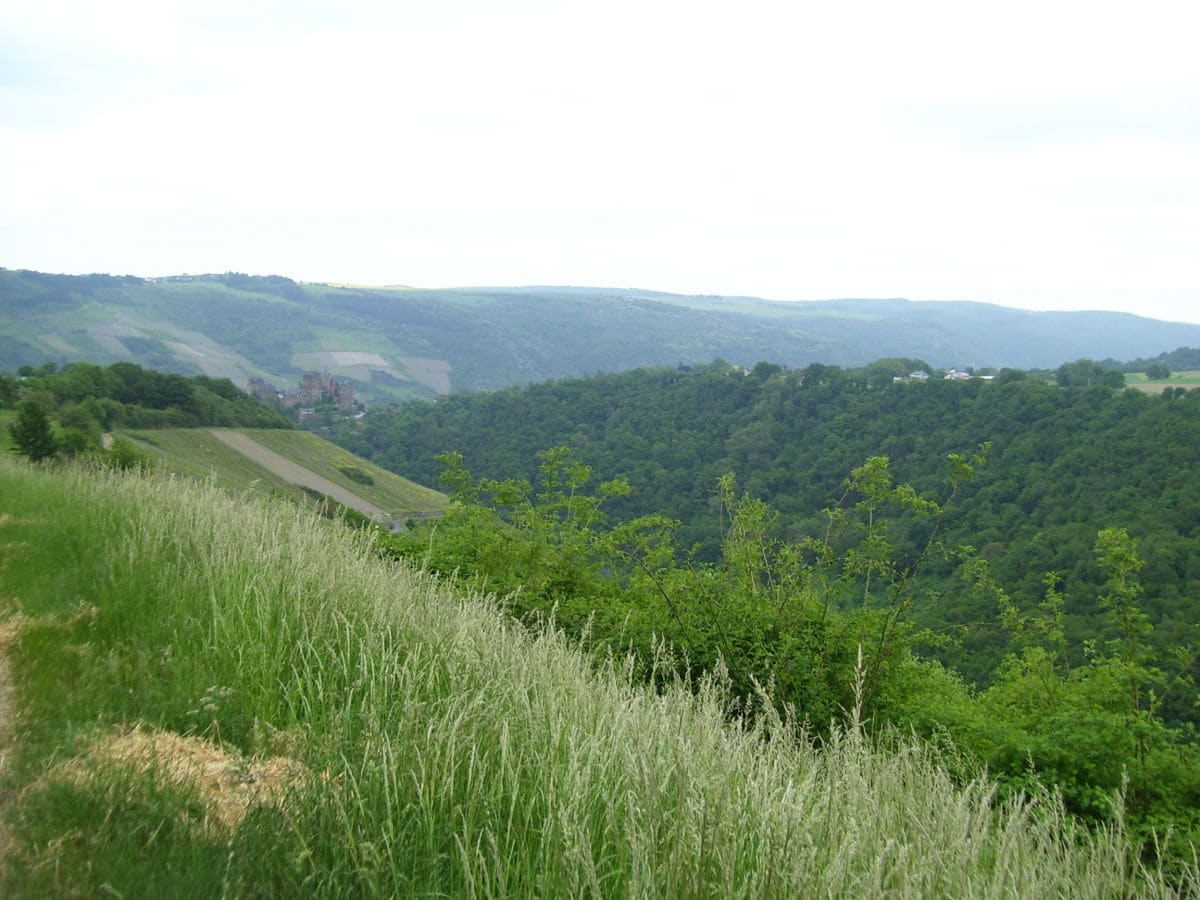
left=5, top=268, right=1200, bottom=404
left=335, top=362, right=1200, bottom=718
left=340, top=361, right=1200, bottom=858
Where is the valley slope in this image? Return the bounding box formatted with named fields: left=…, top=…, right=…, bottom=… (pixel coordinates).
left=337, top=362, right=1200, bottom=724
left=123, top=427, right=446, bottom=523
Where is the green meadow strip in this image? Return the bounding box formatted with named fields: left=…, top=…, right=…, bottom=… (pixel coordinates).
left=0, top=457, right=1192, bottom=897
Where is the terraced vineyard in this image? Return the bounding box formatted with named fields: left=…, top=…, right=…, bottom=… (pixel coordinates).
left=121, top=428, right=445, bottom=521
left=240, top=429, right=444, bottom=515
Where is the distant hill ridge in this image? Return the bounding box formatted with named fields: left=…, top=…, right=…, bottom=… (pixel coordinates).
left=4, top=267, right=1199, bottom=404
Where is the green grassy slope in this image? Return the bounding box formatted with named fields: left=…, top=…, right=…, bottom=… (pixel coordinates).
left=121, top=428, right=445, bottom=516
left=122, top=428, right=282, bottom=491
left=241, top=429, right=445, bottom=513
left=0, top=457, right=1190, bottom=896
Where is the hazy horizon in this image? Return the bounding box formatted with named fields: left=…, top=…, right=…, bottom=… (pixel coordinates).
left=4, top=1, right=1198, bottom=324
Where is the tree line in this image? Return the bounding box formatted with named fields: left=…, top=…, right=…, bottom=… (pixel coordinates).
left=3, top=361, right=291, bottom=464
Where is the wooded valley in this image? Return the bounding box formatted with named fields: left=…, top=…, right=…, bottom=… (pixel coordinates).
left=331, top=359, right=1200, bottom=856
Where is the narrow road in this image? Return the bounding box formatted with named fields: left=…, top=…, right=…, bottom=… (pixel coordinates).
left=208, top=430, right=390, bottom=521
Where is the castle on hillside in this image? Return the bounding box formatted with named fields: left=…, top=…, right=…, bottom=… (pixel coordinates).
left=247, top=371, right=356, bottom=411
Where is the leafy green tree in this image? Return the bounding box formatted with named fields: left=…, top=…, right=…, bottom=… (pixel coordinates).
left=58, top=428, right=93, bottom=457
left=102, top=436, right=153, bottom=471
left=1055, top=359, right=1091, bottom=386
left=1145, top=362, right=1171, bottom=380
left=9, top=398, right=58, bottom=462
left=53, top=362, right=109, bottom=402
left=0, top=373, right=17, bottom=407
left=79, top=396, right=125, bottom=430
left=1102, top=369, right=1126, bottom=388
left=57, top=402, right=99, bottom=435
left=966, top=530, right=1200, bottom=855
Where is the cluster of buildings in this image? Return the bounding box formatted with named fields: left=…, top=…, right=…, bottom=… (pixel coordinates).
left=247, top=371, right=356, bottom=414
left=893, top=369, right=994, bottom=383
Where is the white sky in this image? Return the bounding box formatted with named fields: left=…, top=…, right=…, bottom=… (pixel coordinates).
left=3, top=0, right=1199, bottom=323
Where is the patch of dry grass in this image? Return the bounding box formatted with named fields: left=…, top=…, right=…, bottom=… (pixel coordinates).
left=0, top=606, right=98, bottom=653
left=42, top=727, right=307, bottom=836
left=0, top=615, right=30, bottom=654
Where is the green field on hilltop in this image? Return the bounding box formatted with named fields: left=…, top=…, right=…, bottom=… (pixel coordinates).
left=1126, top=369, right=1200, bottom=393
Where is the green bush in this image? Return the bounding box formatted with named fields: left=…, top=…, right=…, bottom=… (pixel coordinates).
left=337, top=464, right=374, bottom=485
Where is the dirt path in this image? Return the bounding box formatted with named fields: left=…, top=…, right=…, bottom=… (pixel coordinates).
left=208, top=430, right=390, bottom=521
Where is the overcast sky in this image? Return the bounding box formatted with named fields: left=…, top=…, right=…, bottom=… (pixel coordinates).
left=3, top=0, right=1198, bottom=323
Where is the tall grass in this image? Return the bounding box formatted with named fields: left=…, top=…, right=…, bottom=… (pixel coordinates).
left=0, top=457, right=1193, bottom=897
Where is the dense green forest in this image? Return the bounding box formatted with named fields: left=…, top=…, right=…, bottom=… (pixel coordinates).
left=334, top=353, right=1200, bottom=857
left=2, top=361, right=291, bottom=463
left=334, top=360, right=1200, bottom=716
left=366, top=432, right=1200, bottom=862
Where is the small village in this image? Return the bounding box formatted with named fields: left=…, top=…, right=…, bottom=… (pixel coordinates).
left=893, top=368, right=996, bottom=383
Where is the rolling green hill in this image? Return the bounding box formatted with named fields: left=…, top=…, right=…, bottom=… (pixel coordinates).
left=121, top=427, right=446, bottom=522
left=5, top=268, right=1200, bottom=405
